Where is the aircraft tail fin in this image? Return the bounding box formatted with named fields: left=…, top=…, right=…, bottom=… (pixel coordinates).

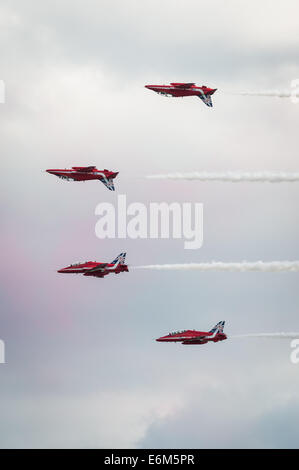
left=198, top=94, right=213, bottom=107
left=101, top=178, right=115, bottom=191
left=111, top=252, right=126, bottom=266
left=209, top=321, right=225, bottom=335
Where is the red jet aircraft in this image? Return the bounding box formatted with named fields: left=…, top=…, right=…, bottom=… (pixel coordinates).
left=145, top=82, right=217, bottom=107
left=46, top=166, right=118, bottom=191
left=58, top=253, right=128, bottom=279
left=156, top=321, right=226, bottom=345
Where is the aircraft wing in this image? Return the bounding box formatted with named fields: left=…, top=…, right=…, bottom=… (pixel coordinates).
left=198, top=94, right=213, bottom=107
left=182, top=335, right=206, bottom=343
left=101, top=177, right=115, bottom=191
left=72, top=166, right=96, bottom=172
left=86, top=271, right=107, bottom=278
left=86, top=263, right=108, bottom=273
left=84, top=264, right=108, bottom=278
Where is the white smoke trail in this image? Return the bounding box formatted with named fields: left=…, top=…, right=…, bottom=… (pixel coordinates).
left=146, top=171, right=299, bottom=182
left=231, top=333, right=299, bottom=339
left=134, top=261, right=299, bottom=272
left=233, top=90, right=299, bottom=98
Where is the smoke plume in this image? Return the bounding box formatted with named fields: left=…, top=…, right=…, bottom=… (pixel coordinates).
left=134, top=261, right=299, bottom=272
left=146, top=171, right=299, bottom=182
left=231, top=333, right=299, bottom=339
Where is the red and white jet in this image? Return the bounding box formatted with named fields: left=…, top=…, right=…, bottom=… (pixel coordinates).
left=58, top=253, right=128, bottom=279
left=46, top=166, right=119, bottom=191
left=156, top=321, right=226, bottom=345
left=145, top=82, right=217, bottom=107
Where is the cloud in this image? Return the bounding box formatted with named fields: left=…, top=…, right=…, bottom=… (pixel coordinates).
left=0, top=390, right=181, bottom=448
left=1, top=0, right=299, bottom=449
left=138, top=363, right=299, bottom=449
left=1, top=0, right=299, bottom=80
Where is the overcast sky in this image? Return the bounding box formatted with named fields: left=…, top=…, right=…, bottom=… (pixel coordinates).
left=0, top=0, right=299, bottom=448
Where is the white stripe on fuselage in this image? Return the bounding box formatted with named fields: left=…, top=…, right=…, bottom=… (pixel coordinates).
left=65, top=267, right=91, bottom=271
left=169, top=335, right=206, bottom=341
left=153, top=86, right=205, bottom=93
left=61, top=170, right=107, bottom=178
left=107, top=260, right=120, bottom=270
left=65, top=260, right=122, bottom=272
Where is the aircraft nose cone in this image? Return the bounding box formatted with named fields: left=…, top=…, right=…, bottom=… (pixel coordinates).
left=57, top=268, right=66, bottom=273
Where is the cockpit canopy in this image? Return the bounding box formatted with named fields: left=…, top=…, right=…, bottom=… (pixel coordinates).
left=168, top=329, right=197, bottom=336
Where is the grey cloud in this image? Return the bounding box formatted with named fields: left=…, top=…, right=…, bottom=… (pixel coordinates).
left=1, top=1, right=298, bottom=81
left=1, top=0, right=299, bottom=449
